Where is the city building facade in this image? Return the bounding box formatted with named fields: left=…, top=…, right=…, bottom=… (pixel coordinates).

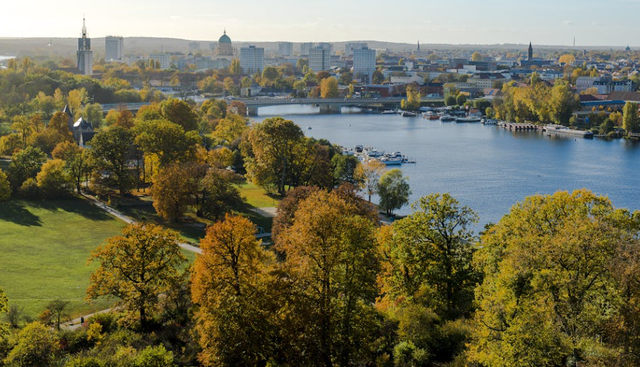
left=240, top=45, right=265, bottom=74
left=105, top=36, right=124, bottom=61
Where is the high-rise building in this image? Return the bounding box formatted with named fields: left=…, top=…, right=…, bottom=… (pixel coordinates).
left=309, top=46, right=331, bottom=71
left=77, top=18, right=93, bottom=75
left=150, top=53, right=171, bottom=69
left=353, top=47, right=376, bottom=81
left=300, top=42, right=313, bottom=56
left=345, top=42, right=368, bottom=57
left=105, top=36, right=124, bottom=61
left=240, top=45, right=264, bottom=74
left=278, top=42, right=293, bottom=56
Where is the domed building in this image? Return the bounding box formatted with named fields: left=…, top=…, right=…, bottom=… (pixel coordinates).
left=216, top=30, right=234, bottom=57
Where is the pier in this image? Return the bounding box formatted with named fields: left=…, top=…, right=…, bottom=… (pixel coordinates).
left=501, top=122, right=539, bottom=131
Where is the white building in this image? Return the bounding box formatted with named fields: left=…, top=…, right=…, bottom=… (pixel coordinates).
left=300, top=42, right=313, bottom=56
left=353, top=47, right=376, bottom=80
left=150, top=53, right=171, bottom=70
left=345, top=42, right=368, bottom=57
left=76, top=18, right=93, bottom=75
left=309, top=46, right=331, bottom=71
left=278, top=42, right=293, bottom=56
left=105, top=36, right=124, bottom=61
left=240, top=45, right=264, bottom=74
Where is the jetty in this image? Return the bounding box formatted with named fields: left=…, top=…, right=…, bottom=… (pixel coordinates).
left=501, top=122, right=539, bottom=131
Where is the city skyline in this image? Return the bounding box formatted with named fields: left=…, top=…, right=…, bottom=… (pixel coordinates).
left=2, top=0, right=640, bottom=47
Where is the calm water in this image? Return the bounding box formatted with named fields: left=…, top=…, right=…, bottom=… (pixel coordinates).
left=256, top=106, right=640, bottom=228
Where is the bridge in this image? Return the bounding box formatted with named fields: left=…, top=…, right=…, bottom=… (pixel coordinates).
left=100, top=97, right=443, bottom=116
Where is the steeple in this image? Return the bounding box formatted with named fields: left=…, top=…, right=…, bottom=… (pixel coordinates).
left=528, top=41, right=533, bottom=61
left=417, top=40, right=420, bottom=51
left=82, top=16, right=87, bottom=38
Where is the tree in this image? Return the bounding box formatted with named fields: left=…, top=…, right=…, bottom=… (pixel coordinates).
left=36, top=159, right=73, bottom=198
left=262, top=66, right=279, bottom=84
left=331, top=154, right=361, bottom=186
left=68, top=88, right=88, bottom=112
left=8, top=146, right=46, bottom=190
left=0, top=133, right=22, bottom=155
left=0, top=169, right=10, bottom=201
left=242, top=117, right=305, bottom=195
left=355, top=159, right=386, bottom=202
left=212, top=114, right=247, bottom=145
left=277, top=190, right=380, bottom=366
left=198, top=169, right=243, bottom=221
left=549, top=80, right=579, bottom=125
left=445, top=95, right=457, bottom=107
left=378, top=193, right=479, bottom=319
left=229, top=58, right=242, bottom=75
left=105, top=109, right=119, bottom=126
left=53, top=142, right=89, bottom=194
left=469, top=190, right=640, bottom=366
left=471, top=52, right=483, bottom=61
left=4, top=322, right=59, bottom=367
left=88, top=126, right=135, bottom=195
left=46, top=299, right=69, bottom=331
left=403, top=84, right=421, bottom=110
left=191, top=214, right=274, bottom=367
left=228, top=100, right=247, bottom=117
left=456, top=94, right=467, bottom=106
left=79, top=103, right=104, bottom=129
left=151, top=163, right=199, bottom=222
left=87, top=223, right=187, bottom=330
left=11, top=116, right=33, bottom=148
left=378, top=169, right=411, bottom=215
left=115, top=109, right=135, bottom=129
left=160, top=98, right=198, bottom=131
left=623, top=101, right=640, bottom=133
left=134, top=119, right=200, bottom=168
left=320, top=77, right=339, bottom=98
left=48, top=112, right=73, bottom=141
left=372, top=70, right=385, bottom=84
left=559, top=54, right=576, bottom=65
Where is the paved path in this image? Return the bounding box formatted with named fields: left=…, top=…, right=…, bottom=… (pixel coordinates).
left=61, top=308, right=115, bottom=331
left=83, top=194, right=202, bottom=255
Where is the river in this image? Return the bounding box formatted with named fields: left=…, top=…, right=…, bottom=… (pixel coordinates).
left=255, top=106, right=640, bottom=228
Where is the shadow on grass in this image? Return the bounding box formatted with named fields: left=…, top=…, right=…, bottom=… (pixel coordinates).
left=0, top=200, right=42, bottom=226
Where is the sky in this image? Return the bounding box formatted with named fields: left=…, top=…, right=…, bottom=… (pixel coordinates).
left=1, top=0, right=639, bottom=46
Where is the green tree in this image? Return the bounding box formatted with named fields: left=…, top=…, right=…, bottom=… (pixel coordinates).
left=623, top=101, right=640, bottom=133
left=88, top=126, right=135, bottom=195
left=469, top=190, right=640, bottom=366
left=455, top=93, right=467, bottom=106
left=378, top=193, right=479, bottom=319
left=11, top=116, right=33, bottom=148
left=378, top=169, right=411, bottom=215
left=445, top=95, right=457, bottom=107
left=320, top=77, right=340, bottom=99
left=230, top=59, right=242, bottom=75
left=151, top=163, right=201, bottom=222
left=134, top=119, right=200, bottom=168
left=212, top=113, right=247, bottom=146
left=8, top=146, right=46, bottom=190
left=134, top=345, right=174, bottom=367
left=331, top=154, right=361, bottom=186
left=87, top=223, right=187, bottom=330
left=4, top=322, right=59, bottom=367
left=45, top=299, right=69, bottom=331
left=197, top=169, right=243, bottom=221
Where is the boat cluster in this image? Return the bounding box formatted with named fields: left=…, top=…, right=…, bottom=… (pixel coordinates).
left=342, top=145, right=415, bottom=166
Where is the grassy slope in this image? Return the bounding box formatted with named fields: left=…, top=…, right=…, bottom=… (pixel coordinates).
left=0, top=198, right=124, bottom=318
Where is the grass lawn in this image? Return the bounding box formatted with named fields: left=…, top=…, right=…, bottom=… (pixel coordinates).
left=0, top=198, right=125, bottom=318
left=237, top=182, right=280, bottom=208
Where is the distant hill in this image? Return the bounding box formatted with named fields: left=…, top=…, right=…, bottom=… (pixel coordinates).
left=0, top=37, right=631, bottom=60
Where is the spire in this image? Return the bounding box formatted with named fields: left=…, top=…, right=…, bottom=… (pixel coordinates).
left=224, top=28, right=226, bottom=35
left=417, top=40, right=420, bottom=51
left=82, top=16, right=87, bottom=38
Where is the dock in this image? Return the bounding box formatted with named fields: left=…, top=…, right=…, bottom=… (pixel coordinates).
left=501, top=122, right=539, bottom=131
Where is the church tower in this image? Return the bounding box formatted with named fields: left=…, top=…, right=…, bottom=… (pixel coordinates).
left=528, top=42, right=533, bottom=61
left=77, top=18, right=93, bottom=75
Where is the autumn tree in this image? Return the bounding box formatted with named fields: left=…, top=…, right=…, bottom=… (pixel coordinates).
left=11, top=116, right=33, bottom=148
left=36, top=159, right=73, bottom=198
left=197, top=169, right=243, bottom=221
left=52, top=141, right=89, bottom=194
left=331, top=154, right=361, bottom=186
left=47, top=112, right=73, bottom=141
left=277, top=190, right=380, bottom=366
left=378, top=168, right=411, bottom=215
left=355, top=158, right=386, bottom=202
left=559, top=54, right=576, bottom=65
left=192, top=214, right=275, bottom=366
left=320, top=77, right=339, bottom=98
left=88, top=126, right=135, bottom=195
left=134, top=119, right=200, bottom=168
left=401, top=84, right=421, bottom=110
left=151, top=163, right=201, bottom=222
left=471, top=52, right=483, bottom=61
left=3, top=322, right=59, bottom=367
left=87, top=223, right=187, bottom=330
left=623, top=101, right=639, bottom=133
left=212, top=113, right=247, bottom=146
left=0, top=169, right=10, bottom=201
left=159, top=98, right=198, bottom=131
left=469, top=190, right=640, bottom=366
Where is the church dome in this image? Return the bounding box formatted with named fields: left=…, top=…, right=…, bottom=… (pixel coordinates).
left=219, top=31, right=231, bottom=44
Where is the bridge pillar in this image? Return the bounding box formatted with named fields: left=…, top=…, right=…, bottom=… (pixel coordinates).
left=319, top=104, right=342, bottom=114
left=247, top=106, right=259, bottom=117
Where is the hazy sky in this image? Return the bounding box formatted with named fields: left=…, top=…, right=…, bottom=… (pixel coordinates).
left=2, top=0, right=639, bottom=46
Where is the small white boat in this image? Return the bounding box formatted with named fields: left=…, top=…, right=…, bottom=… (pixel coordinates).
left=457, top=117, right=481, bottom=123
left=401, top=111, right=418, bottom=117
left=381, top=110, right=397, bottom=115
left=379, top=156, right=403, bottom=165
left=482, top=119, right=498, bottom=125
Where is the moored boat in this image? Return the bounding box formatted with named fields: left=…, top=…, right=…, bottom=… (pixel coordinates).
left=440, top=115, right=456, bottom=122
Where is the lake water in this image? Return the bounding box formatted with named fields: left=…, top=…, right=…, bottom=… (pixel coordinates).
left=256, top=106, right=640, bottom=228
